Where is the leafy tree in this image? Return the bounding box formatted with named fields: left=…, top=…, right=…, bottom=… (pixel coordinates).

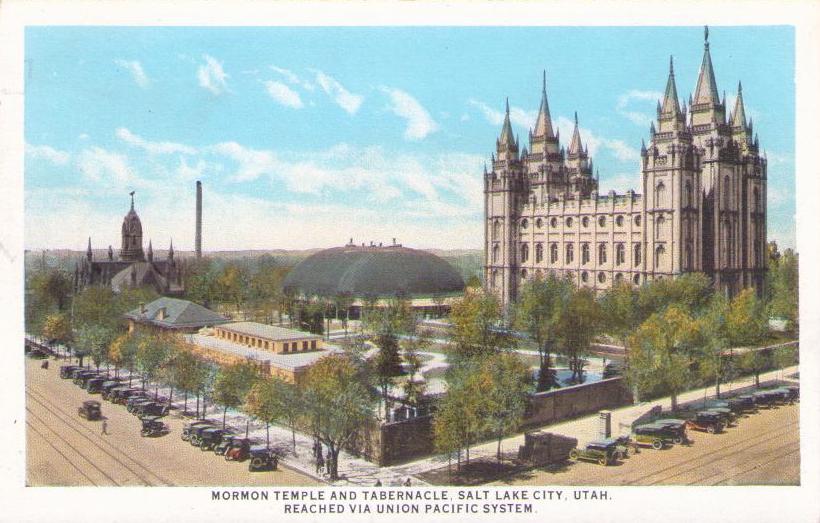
left=627, top=306, right=700, bottom=410
left=737, top=348, right=770, bottom=388
left=216, top=263, right=249, bottom=312
left=333, top=292, right=355, bottom=337
left=30, top=268, right=73, bottom=312
left=246, top=377, right=304, bottom=452
left=169, top=344, right=204, bottom=414
left=478, top=353, right=532, bottom=465
left=513, top=274, right=569, bottom=391
left=772, top=344, right=797, bottom=380
left=109, top=332, right=140, bottom=385
left=400, top=328, right=431, bottom=407
left=136, top=332, right=172, bottom=398
left=465, top=274, right=482, bottom=289
left=767, top=248, right=798, bottom=331
left=41, top=312, right=73, bottom=349
left=637, top=272, right=712, bottom=321
left=76, top=324, right=115, bottom=373
left=371, top=314, right=403, bottom=421
left=213, top=360, right=260, bottom=429
left=449, top=290, right=509, bottom=363
left=432, top=361, right=483, bottom=470
left=303, top=354, right=376, bottom=480
left=726, top=288, right=768, bottom=346
left=184, top=258, right=220, bottom=308
left=555, top=287, right=601, bottom=383
left=697, top=293, right=730, bottom=398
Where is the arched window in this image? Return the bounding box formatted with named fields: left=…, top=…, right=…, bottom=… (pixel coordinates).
left=655, top=215, right=666, bottom=240
left=492, top=244, right=500, bottom=264
left=521, top=219, right=529, bottom=230
left=521, top=269, right=528, bottom=281
left=535, top=243, right=544, bottom=263
left=565, top=243, right=574, bottom=264
left=581, top=243, right=590, bottom=265
left=615, top=273, right=624, bottom=283
left=754, top=240, right=761, bottom=266
left=634, top=215, right=642, bottom=227
left=722, top=220, right=732, bottom=267
left=616, top=215, right=624, bottom=227
left=655, top=181, right=666, bottom=207
left=616, top=243, right=625, bottom=265
left=597, top=272, right=606, bottom=283
left=566, top=217, right=574, bottom=228
left=550, top=217, right=558, bottom=228
left=598, top=216, right=606, bottom=227
left=685, top=242, right=693, bottom=270
left=598, top=243, right=607, bottom=264
left=581, top=271, right=589, bottom=283
left=655, top=245, right=666, bottom=269
left=633, top=243, right=641, bottom=267
left=633, top=274, right=641, bottom=285
left=723, top=176, right=731, bottom=208
left=536, top=218, right=543, bottom=229
left=685, top=181, right=694, bottom=207
left=521, top=243, right=529, bottom=263
left=550, top=243, right=558, bottom=263
left=492, top=220, right=501, bottom=241
left=582, top=216, right=589, bottom=228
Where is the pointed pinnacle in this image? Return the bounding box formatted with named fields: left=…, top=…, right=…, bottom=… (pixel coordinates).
left=505, top=97, right=510, bottom=114
left=574, top=111, right=578, bottom=125
left=669, top=55, right=674, bottom=74
left=738, top=80, right=743, bottom=93
left=542, top=70, right=546, bottom=92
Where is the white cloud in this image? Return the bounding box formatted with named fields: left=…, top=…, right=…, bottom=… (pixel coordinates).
left=468, top=99, right=537, bottom=130
left=114, top=59, right=150, bottom=88
left=77, top=147, right=142, bottom=190
left=210, top=141, right=279, bottom=182
left=263, top=80, right=304, bottom=109
left=270, top=65, right=315, bottom=91
left=116, top=128, right=197, bottom=155
left=197, top=55, right=229, bottom=95
left=616, top=90, right=663, bottom=126
left=176, top=157, right=221, bottom=182
left=25, top=143, right=70, bottom=165
left=554, top=116, right=639, bottom=162
left=313, top=70, right=363, bottom=114
left=380, top=87, right=438, bottom=140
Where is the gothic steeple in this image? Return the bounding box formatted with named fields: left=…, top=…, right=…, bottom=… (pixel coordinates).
left=731, top=81, right=748, bottom=129
left=693, top=26, right=719, bottom=106
left=147, top=239, right=153, bottom=262
left=86, top=237, right=92, bottom=261
left=498, top=98, right=515, bottom=147
left=568, top=112, right=583, bottom=155
left=532, top=71, right=555, bottom=139
left=661, top=56, right=681, bottom=116
left=168, top=238, right=174, bottom=261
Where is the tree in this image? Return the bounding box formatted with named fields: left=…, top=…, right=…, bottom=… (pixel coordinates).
left=737, top=348, right=770, bottom=388
left=636, top=272, right=712, bottom=321
left=400, top=328, right=431, bottom=408
left=30, top=268, right=73, bottom=312
left=726, top=288, right=768, bottom=347
left=302, top=354, right=376, bottom=481
left=213, top=360, right=260, bottom=430
left=555, top=287, right=601, bottom=383
left=185, top=258, right=220, bottom=308
left=478, top=353, right=532, bottom=466
left=76, top=324, right=115, bottom=373
left=109, top=332, right=140, bottom=385
left=371, top=314, right=403, bottom=421
left=216, top=263, right=249, bottom=312
left=627, top=306, right=700, bottom=410
left=334, top=292, right=355, bottom=337
left=599, top=281, right=641, bottom=397
left=432, top=361, right=483, bottom=471
left=136, top=332, right=172, bottom=398
left=41, top=312, right=72, bottom=351
left=169, top=345, right=204, bottom=415
left=767, top=248, right=798, bottom=331
left=772, top=344, right=797, bottom=380
left=246, top=377, right=304, bottom=452
left=449, top=290, right=508, bottom=363
left=696, top=293, right=731, bottom=398
left=513, top=274, right=569, bottom=391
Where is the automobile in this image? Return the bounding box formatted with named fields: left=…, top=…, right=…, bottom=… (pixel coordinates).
left=769, top=388, right=795, bottom=405
left=182, top=421, right=214, bottom=442
left=137, top=402, right=170, bottom=418
left=686, top=411, right=725, bottom=434
left=569, top=440, right=618, bottom=466
left=727, top=396, right=757, bottom=415
left=79, top=372, right=105, bottom=390
left=78, top=400, right=102, bottom=421
left=86, top=377, right=107, bottom=394
left=127, top=397, right=155, bottom=413
left=224, top=438, right=252, bottom=461
left=652, top=419, right=689, bottom=444
left=73, top=370, right=97, bottom=386
left=112, top=388, right=144, bottom=404
left=706, top=399, right=745, bottom=416
left=27, top=349, right=49, bottom=359
left=706, top=407, right=736, bottom=426
left=248, top=447, right=279, bottom=472
left=783, top=385, right=800, bottom=402
left=190, top=424, right=218, bottom=447
left=99, top=380, right=124, bottom=398
left=752, top=390, right=779, bottom=408
left=140, top=416, right=169, bottom=437
left=633, top=423, right=683, bottom=450
left=199, top=428, right=230, bottom=451
left=102, top=385, right=125, bottom=401
left=69, top=367, right=89, bottom=379
left=60, top=365, right=80, bottom=379
left=214, top=434, right=242, bottom=455
left=610, top=435, right=634, bottom=459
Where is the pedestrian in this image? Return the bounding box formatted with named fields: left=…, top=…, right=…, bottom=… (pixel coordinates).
left=403, top=477, right=411, bottom=487
left=316, top=453, right=325, bottom=475
left=101, top=420, right=108, bottom=436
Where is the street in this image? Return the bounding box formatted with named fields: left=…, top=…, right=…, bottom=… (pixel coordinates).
left=25, top=356, right=319, bottom=487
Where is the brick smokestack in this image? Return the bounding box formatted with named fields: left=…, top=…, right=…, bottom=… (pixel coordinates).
left=195, top=180, right=202, bottom=258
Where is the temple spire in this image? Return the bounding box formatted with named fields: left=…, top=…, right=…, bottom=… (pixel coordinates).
left=498, top=97, right=515, bottom=147
left=533, top=70, right=555, bottom=138
left=732, top=81, right=748, bottom=129
left=568, top=112, right=584, bottom=155
left=129, top=190, right=135, bottom=211
left=147, top=239, right=153, bottom=262
left=86, top=237, right=92, bottom=261
left=661, top=56, right=680, bottom=116
left=693, top=26, right=719, bottom=106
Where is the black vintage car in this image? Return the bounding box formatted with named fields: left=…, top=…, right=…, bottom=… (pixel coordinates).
left=569, top=440, right=619, bottom=466
left=752, top=390, right=779, bottom=408
left=248, top=447, right=279, bottom=472
left=140, top=416, right=169, bottom=437
left=182, top=421, right=214, bottom=442
left=735, top=394, right=759, bottom=413
left=190, top=424, right=217, bottom=447
left=214, top=434, right=241, bottom=455
left=73, top=370, right=97, bottom=386
left=86, top=377, right=107, bottom=394
left=27, top=349, right=49, bottom=359
left=60, top=365, right=80, bottom=379
left=706, top=407, right=736, bottom=426
left=784, top=385, right=800, bottom=402
left=224, top=438, right=252, bottom=461
left=633, top=423, right=684, bottom=449
left=199, top=428, right=230, bottom=451
left=78, top=400, right=102, bottom=420
left=686, top=411, right=725, bottom=434
left=135, top=402, right=170, bottom=418
left=113, top=388, right=145, bottom=405
left=127, top=397, right=155, bottom=413
left=99, top=381, right=124, bottom=398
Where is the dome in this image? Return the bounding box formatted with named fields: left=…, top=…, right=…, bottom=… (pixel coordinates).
left=283, top=245, right=465, bottom=298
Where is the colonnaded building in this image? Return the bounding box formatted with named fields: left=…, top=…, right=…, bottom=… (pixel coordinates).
left=484, top=31, right=768, bottom=308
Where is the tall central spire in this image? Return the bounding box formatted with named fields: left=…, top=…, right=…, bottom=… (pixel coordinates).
left=533, top=70, right=555, bottom=138
left=693, top=26, right=719, bottom=106
left=498, top=97, right=515, bottom=147
left=661, top=56, right=681, bottom=116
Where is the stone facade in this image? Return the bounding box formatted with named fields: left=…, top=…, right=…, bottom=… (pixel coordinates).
left=484, top=32, right=768, bottom=309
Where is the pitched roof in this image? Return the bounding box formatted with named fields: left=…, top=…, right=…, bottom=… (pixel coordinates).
left=124, top=297, right=229, bottom=329
left=218, top=321, right=321, bottom=341
left=186, top=333, right=333, bottom=371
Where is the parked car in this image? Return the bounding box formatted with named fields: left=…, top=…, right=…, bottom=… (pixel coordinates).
left=140, top=416, right=169, bottom=437
left=248, top=447, right=279, bottom=472
left=127, top=397, right=155, bottom=413
left=135, top=401, right=170, bottom=418
left=706, top=399, right=744, bottom=416
left=783, top=385, right=800, bottom=402
left=735, top=394, right=759, bottom=413
left=190, top=424, right=217, bottom=447
left=769, top=388, right=795, bottom=405
left=686, top=411, right=725, bottom=434
left=69, top=367, right=88, bottom=379
left=78, top=400, right=102, bottom=420
left=199, top=428, right=230, bottom=451
left=214, top=434, right=241, bottom=455
left=86, top=377, right=107, bottom=394
left=569, top=440, right=619, bottom=466
left=182, top=421, right=214, bottom=442
left=706, top=407, right=736, bottom=426
left=73, top=370, right=97, bottom=386
left=27, top=349, right=49, bottom=359
left=112, top=388, right=144, bottom=404
left=633, top=423, right=682, bottom=450
left=652, top=419, right=689, bottom=444
left=752, top=390, right=779, bottom=408
left=60, top=365, right=80, bottom=379
left=100, top=380, right=124, bottom=398
left=224, top=438, right=252, bottom=461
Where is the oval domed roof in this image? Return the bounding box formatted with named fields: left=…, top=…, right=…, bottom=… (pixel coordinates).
left=283, top=245, right=465, bottom=298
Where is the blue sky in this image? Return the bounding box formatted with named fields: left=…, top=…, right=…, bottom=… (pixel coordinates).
left=24, top=26, right=795, bottom=251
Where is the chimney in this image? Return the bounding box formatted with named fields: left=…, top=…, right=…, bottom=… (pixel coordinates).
left=195, top=180, right=202, bottom=258
left=158, top=307, right=167, bottom=320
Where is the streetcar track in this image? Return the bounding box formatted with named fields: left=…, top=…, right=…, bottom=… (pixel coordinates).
left=622, top=416, right=798, bottom=486
left=26, top=420, right=100, bottom=486
left=26, top=387, right=174, bottom=486
left=694, top=443, right=800, bottom=486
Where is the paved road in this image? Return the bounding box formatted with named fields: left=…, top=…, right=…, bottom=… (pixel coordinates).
left=25, top=356, right=319, bottom=487
left=493, top=401, right=800, bottom=486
